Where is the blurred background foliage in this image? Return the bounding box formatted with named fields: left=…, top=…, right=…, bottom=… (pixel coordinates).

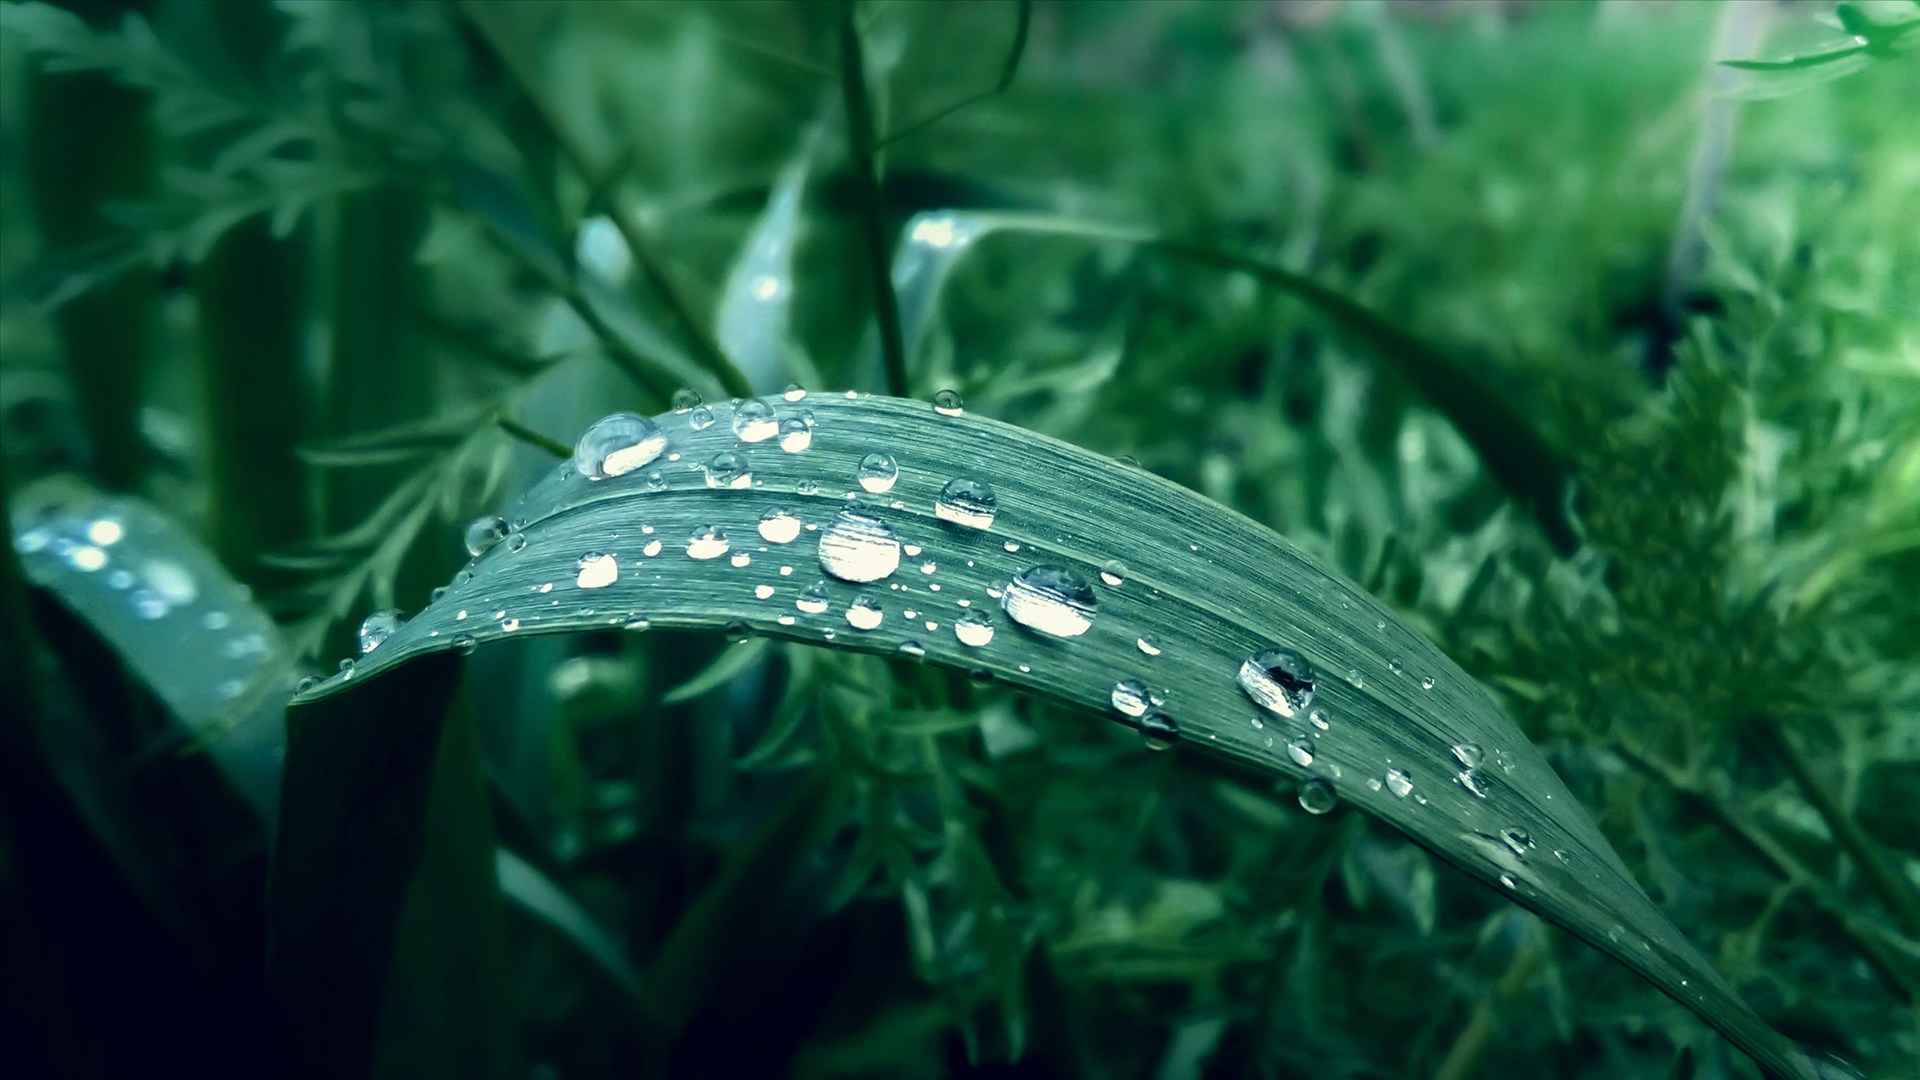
left=1, top=1, right=1917, bottom=1078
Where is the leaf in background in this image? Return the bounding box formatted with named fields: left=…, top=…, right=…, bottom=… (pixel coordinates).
left=300, top=394, right=1833, bottom=1080
left=494, top=847, right=643, bottom=1007
left=715, top=124, right=824, bottom=392
left=269, top=653, right=515, bottom=1080
left=11, top=479, right=290, bottom=818
left=888, top=211, right=1579, bottom=551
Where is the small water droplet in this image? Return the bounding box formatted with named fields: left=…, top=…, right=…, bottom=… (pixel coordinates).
left=933, top=388, right=963, bottom=416
left=1385, top=768, right=1414, bottom=798
left=1500, top=827, right=1534, bottom=857
left=688, top=405, right=715, bottom=430
left=783, top=383, right=807, bottom=402
left=896, top=640, right=926, bottom=660
left=1285, top=738, right=1314, bottom=767
left=933, top=477, right=996, bottom=529
left=1297, top=778, right=1338, bottom=814
left=1139, top=712, right=1179, bottom=751
left=856, top=452, right=899, bottom=493
left=796, top=582, right=831, bottom=614
left=359, top=609, right=402, bottom=653
left=819, top=510, right=901, bottom=583
left=429, top=586, right=448, bottom=604
left=954, top=609, right=995, bottom=647
left=1238, top=648, right=1316, bottom=718
left=575, top=412, right=668, bottom=479
left=1421, top=675, right=1436, bottom=690
left=1308, top=708, right=1330, bottom=730
left=575, top=552, right=618, bottom=588
left=643, top=538, right=663, bottom=557
left=1002, top=539, right=1020, bottom=553
left=202, top=610, right=231, bottom=630
left=1452, top=743, right=1483, bottom=767
left=501, top=617, right=521, bottom=632
left=1459, top=769, right=1488, bottom=797
left=726, top=618, right=753, bottom=642
left=1499, top=873, right=1517, bottom=890
left=1111, top=679, right=1151, bottom=718
left=1001, top=565, right=1096, bottom=637
left=1345, top=668, right=1363, bottom=689
left=732, top=399, right=778, bottom=442
left=1389, top=658, right=1404, bottom=675
left=846, top=594, right=884, bottom=630
left=687, top=525, right=730, bottom=560
left=338, top=658, right=355, bottom=673
left=65, top=545, right=107, bottom=572
left=706, top=451, right=751, bottom=489
left=796, top=478, right=819, bottom=495
left=1099, top=559, right=1126, bottom=587
left=778, top=416, right=813, bottom=452
left=625, top=617, right=651, bottom=632
left=507, top=533, right=527, bottom=552
left=452, top=634, right=476, bottom=655
left=296, top=675, right=321, bottom=694
left=673, top=389, right=702, bottom=412
left=464, top=515, right=508, bottom=557
left=730, top=551, right=751, bottom=568
left=1136, top=634, right=1162, bottom=656
left=646, top=469, right=667, bottom=490
left=755, top=584, right=775, bottom=599
left=1250, top=716, right=1264, bottom=730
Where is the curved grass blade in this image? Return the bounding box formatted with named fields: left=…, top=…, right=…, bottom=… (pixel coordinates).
left=11, top=480, right=290, bottom=818
left=300, top=394, right=1832, bottom=1080
left=889, top=211, right=1578, bottom=551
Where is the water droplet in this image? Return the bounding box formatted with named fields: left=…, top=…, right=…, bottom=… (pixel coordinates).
left=501, top=617, right=520, bottom=632
left=896, top=640, right=926, bottom=660
left=15, top=529, right=50, bottom=554
left=1002, top=539, right=1020, bottom=553
left=1297, top=778, right=1338, bottom=815
left=1308, top=708, right=1330, bottom=730
left=706, top=451, right=751, bottom=489
left=687, top=525, right=730, bottom=560
left=819, top=510, right=901, bottom=583
left=796, top=582, right=831, bottom=614
left=1388, top=658, right=1404, bottom=675
left=1385, top=768, right=1414, bottom=798
left=933, top=388, right=963, bottom=416
left=464, top=515, right=508, bottom=557
left=726, top=618, right=753, bottom=642
left=1421, top=675, right=1436, bottom=690
left=1345, top=668, right=1363, bottom=689
left=575, top=412, right=668, bottom=479
left=1001, top=565, right=1096, bottom=637
left=202, top=610, right=231, bottom=631
left=1136, top=634, right=1162, bottom=656
left=778, top=416, right=813, bottom=452
left=1500, top=828, right=1534, bottom=858
left=646, top=469, right=667, bottom=491
left=1139, top=712, right=1179, bottom=751
left=954, top=610, right=995, bottom=647
left=86, top=519, right=123, bottom=546
left=750, top=507, right=799, bottom=544
left=796, top=478, right=819, bottom=495
left=1111, top=679, right=1151, bottom=717
left=429, top=586, right=448, bottom=604
left=359, top=609, right=402, bottom=653
left=107, top=569, right=135, bottom=589
left=1499, top=873, right=1517, bottom=890
left=296, top=675, right=321, bottom=694
left=672, top=389, right=702, bottom=412
left=1285, top=738, right=1314, bottom=767
left=1250, top=716, right=1264, bottom=730
left=625, top=617, right=651, bottom=632
left=338, top=658, right=355, bottom=673
left=856, top=452, right=899, bottom=493
left=903, top=544, right=922, bottom=557
left=643, top=539, right=663, bottom=557
left=755, top=584, right=775, bottom=599
left=688, top=405, right=715, bottom=430
left=452, top=634, right=476, bottom=655
left=1238, top=648, right=1316, bottom=718
left=1493, top=749, right=1518, bottom=774
left=65, top=545, right=106, bottom=572
left=933, top=477, right=996, bottom=529
left=1099, top=559, right=1126, bottom=587
left=507, top=533, right=528, bottom=552
left=732, top=399, right=778, bottom=442
left=1459, top=769, right=1489, bottom=797
left=846, top=594, right=884, bottom=630
left=783, top=383, right=807, bottom=402
left=1452, top=743, right=1483, bottom=767
left=575, top=552, right=618, bottom=588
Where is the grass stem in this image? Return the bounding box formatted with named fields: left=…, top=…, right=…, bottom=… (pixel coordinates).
left=838, top=0, right=910, bottom=398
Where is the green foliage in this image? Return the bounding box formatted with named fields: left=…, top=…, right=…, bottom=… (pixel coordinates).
left=2, top=2, right=1916, bottom=1079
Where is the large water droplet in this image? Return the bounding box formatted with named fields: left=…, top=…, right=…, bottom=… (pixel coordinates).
left=954, top=609, right=995, bottom=647
left=1001, top=565, right=1096, bottom=637
left=847, top=594, right=884, bottom=630
left=1285, top=738, right=1314, bottom=767
left=758, top=507, right=801, bottom=544
left=1385, top=768, right=1414, bottom=798
left=732, top=399, right=778, bottom=442
left=359, top=609, right=402, bottom=653
left=1238, top=647, right=1316, bottom=718
left=464, top=515, right=508, bottom=558
left=819, top=510, right=901, bottom=583
left=687, top=525, right=730, bottom=560
left=575, top=552, right=618, bottom=588
left=856, top=452, right=899, bottom=493
left=1297, top=778, right=1338, bottom=815
left=706, top=451, right=751, bottom=489
left=796, top=582, right=831, bottom=614
left=933, top=477, right=996, bottom=529
left=1139, top=712, right=1179, bottom=751
left=576, top=412, right=667, bottom=479
left=778, top=416, right=812, bottom=452
left=933, top=388, right=963, bottom=416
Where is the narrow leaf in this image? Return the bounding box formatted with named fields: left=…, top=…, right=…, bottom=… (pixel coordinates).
left=299, top=394, right=1830, bottom=1080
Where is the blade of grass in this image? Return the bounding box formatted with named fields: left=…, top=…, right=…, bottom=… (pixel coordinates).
left=876, top=0, right=1031, bottom=148
left=837, top=0, right=909, bottom=397
left=303, top=393, right=1828, bottom=1079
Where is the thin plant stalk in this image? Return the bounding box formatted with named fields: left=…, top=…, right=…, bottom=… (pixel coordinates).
left=837, top=0, right=910, bottom=397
